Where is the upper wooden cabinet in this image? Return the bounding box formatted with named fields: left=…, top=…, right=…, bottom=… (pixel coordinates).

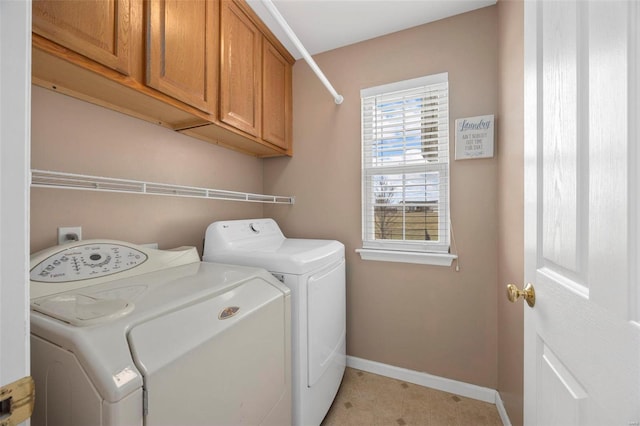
left=262, top=40, right=292, bottom=150
left=219, top=0, right=262, bottom=137
left=217, top=0, right=293, bottom=152
left=33, top=0, right=133, bottom=75
left=32, top=0, right=294, bottom=157
left=147, top=0, right=218, bottom=115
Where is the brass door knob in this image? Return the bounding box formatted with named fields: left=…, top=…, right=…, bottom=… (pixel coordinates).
left=506, top=283, right=535, bottom=307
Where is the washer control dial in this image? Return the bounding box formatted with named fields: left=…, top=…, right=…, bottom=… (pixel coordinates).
left=30, top=243, right=148, bottom=283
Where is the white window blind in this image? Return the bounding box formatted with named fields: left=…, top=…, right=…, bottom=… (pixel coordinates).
left=360, top=73, right=450, bottom=255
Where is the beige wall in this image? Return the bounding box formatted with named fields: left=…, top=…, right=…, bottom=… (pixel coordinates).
left=264, top=6, right=500, bottom=389
left=30, top=86, right=265, bottom=254
left=497, top=0, right=524, bottom=424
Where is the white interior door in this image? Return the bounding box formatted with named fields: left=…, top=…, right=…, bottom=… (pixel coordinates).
left=524, top=0, right=640, bottom=425
left=0, top=0, right=31, bottom=424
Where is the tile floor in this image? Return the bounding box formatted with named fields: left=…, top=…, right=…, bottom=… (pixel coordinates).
left=321, top=368, right=503, bottom=426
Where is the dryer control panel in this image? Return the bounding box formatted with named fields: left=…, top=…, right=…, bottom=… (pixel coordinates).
left=30, top=239, right=200, bottom=300
left=31, top=242, right=147, bottom=283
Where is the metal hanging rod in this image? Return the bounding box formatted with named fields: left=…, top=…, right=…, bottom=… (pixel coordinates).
left=31, top=170, right=295, bottom=204
left=261, top=0, right=344, bottom=105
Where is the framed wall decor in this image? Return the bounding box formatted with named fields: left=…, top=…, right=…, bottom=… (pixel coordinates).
left=454, top=114, right=495, bottom=160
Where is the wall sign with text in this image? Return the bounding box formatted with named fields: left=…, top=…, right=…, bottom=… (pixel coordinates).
left=454, top=114, right=495, bottom=160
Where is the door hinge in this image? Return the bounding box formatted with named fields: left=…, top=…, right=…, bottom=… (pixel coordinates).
left=0, top=376, right=35, bottom=426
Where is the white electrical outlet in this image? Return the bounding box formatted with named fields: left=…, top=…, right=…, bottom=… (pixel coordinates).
left=58, top=226, right=82, bottom=245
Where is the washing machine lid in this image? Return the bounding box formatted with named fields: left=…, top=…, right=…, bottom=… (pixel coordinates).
left=204, top=219, right=345, bottom=274
left=31, top=293, right=134, bottom=326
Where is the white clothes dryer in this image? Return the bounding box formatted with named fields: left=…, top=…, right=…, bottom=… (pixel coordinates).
left=29, top=239, right=291, bottom=426
left=203, top=219, right=346, bottom=426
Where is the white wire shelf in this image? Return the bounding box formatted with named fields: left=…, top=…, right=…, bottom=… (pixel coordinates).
left=31, top=169, right=295, bottom=205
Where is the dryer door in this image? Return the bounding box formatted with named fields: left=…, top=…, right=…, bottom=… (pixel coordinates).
left=307, top=259, right=346, bottom=387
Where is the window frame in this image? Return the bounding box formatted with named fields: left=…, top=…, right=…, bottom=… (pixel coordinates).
left=357, top=73, right=456, bottom=266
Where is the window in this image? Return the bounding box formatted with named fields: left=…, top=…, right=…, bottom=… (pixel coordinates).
left=357, top=73, right=456, bottom=266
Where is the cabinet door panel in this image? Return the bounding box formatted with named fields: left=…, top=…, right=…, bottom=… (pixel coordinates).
left=220, top=0, right=261, bottom=137
left=147, top=0, right=217, bottom=114
left=262, top=40, right=291, bottom=150
left=33, top=0, right=132, bottom=75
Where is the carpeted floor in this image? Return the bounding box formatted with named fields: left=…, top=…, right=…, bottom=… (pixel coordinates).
left=321, top=367, right=503, bottom=426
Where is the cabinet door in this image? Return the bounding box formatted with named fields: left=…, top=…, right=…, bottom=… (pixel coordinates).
left=220, top=0, right=261, bottom=137
left=262, top=40, right=292, bottom=150
left=147, top=0, right=217, bottom=114
left=33, top=0, right=132, bottom=75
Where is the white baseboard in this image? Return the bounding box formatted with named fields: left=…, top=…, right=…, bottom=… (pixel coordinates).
left=346, top=355, right=512, bottom=426
left=495, top=391, right=513, bottom=426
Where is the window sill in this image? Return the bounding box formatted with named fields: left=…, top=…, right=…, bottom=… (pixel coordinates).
left=355, top=248, right=457, bottom=266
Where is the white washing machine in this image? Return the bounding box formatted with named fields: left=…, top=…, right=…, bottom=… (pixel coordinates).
left=203, top=218, right=346, bottom=426
left=29, top=239, right=291, bottom=426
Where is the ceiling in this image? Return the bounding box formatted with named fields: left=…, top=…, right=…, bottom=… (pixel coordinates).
left=246, top=0, right=497, bottom=60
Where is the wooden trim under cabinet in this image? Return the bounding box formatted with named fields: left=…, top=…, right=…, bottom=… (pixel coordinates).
left=180, top=122, right=289, bottom=158
left=32, top=35, right=210, bottom=130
